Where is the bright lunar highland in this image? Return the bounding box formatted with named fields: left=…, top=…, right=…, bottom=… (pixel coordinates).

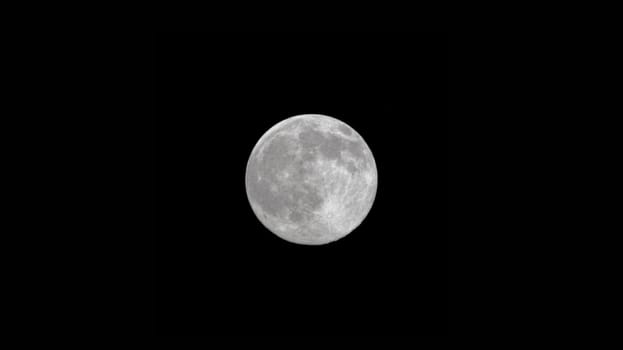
left=245, top=114, right=377, bottom=245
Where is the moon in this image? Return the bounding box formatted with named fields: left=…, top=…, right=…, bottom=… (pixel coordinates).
left=245, top=114, right=377, bottom=245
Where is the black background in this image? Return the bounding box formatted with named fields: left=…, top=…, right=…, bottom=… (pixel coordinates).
left=152, top=32, right=449, bottom=335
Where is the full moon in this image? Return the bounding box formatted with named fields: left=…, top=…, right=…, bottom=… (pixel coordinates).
left=245, top=114, right=377, bottom=245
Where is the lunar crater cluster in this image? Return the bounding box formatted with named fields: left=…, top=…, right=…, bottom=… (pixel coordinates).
left=245, top=114, right=377, bottom=245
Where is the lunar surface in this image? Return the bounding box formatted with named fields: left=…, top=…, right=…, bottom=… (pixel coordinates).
left=245, top=114, right=377, bottom=245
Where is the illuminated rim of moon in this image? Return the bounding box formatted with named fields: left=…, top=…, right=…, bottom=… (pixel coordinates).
left=245, top=114, right=378, bottom=245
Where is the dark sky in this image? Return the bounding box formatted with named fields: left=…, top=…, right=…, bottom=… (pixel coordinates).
left=152, top=31, right=448, bottom=336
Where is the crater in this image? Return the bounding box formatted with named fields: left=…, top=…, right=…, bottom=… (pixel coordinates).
left=337, top=124, right=352, bottom=136
left=298, top=129, right=325, bottom=150
left=318, top=134, right=343, bottom=160
left=289, top=210, right=303, bottom=223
